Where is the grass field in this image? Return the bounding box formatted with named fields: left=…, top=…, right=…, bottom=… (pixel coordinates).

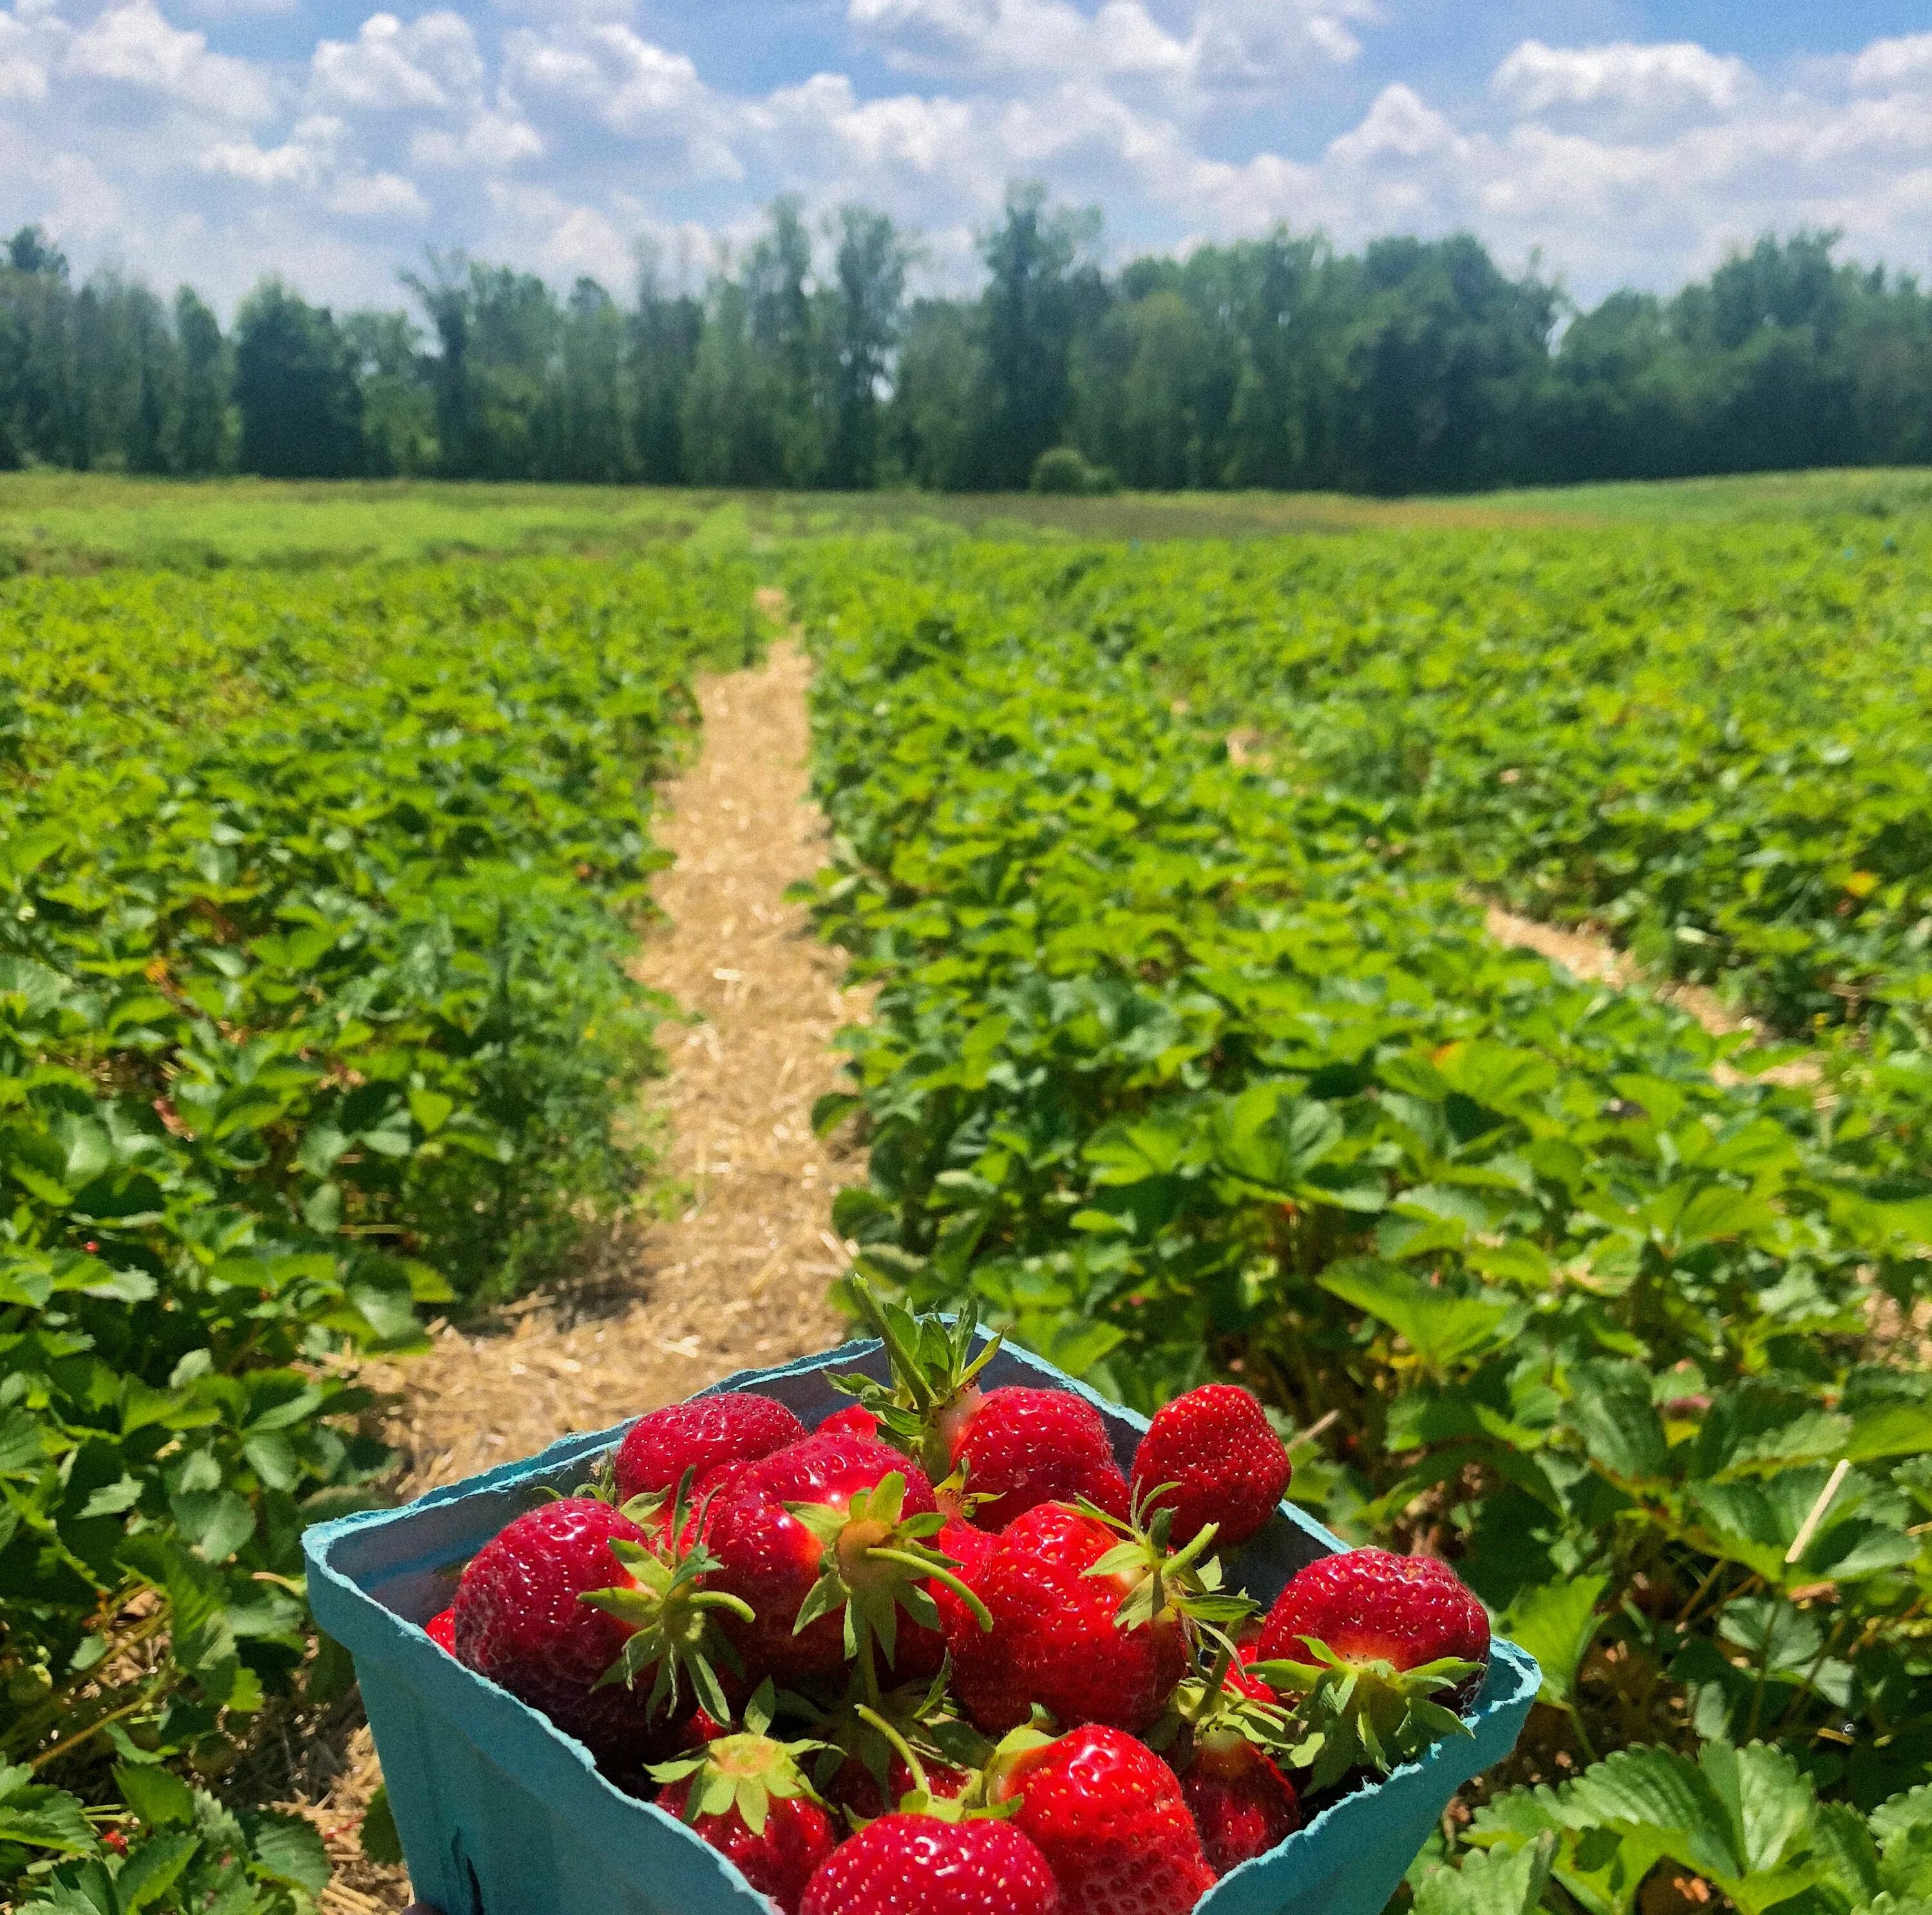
left=6, top=465, right=1931, bottom=574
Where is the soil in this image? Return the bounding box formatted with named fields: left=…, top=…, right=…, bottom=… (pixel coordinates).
left=289, top=618, right=864, bottom=1912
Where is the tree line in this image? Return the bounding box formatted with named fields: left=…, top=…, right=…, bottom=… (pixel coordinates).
left=5, top=186, right=1932, bottom=497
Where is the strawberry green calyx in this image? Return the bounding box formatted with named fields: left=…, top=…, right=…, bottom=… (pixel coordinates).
left=979, top=1720, right=1059, bottom=1805
left=582, top=1500, right=754, bottom=1727
left=834, top=1282, right=1001, bottom=1484
left=1249, top=1642, right=1479, bottom=1793
left=850, top=1704, right=1012, bottom=1822
left=788, top=1472, right=994, bottom=1701
left=806, top=1666, right=992, bottom=1815
left=1160, top=1643, right=1293, bottom=1757
left=1077, top=1487, right=1256, bottom=1643
left=648, top=1683, right=830, bottom=1837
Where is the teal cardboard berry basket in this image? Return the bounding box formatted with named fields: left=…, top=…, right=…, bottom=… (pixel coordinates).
left=305, top=1334, right=1538, bottom=1915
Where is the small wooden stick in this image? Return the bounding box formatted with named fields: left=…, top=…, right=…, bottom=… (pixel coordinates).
left=1786, top=1458, right=1851, bottom=1565
left=1285, top=1408, right=1341, bottom=1454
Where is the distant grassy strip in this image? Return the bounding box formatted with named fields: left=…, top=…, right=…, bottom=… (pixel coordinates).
left=8, top=466, right=1932, bottom=575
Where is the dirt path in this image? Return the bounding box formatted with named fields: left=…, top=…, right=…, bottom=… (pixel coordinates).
left=303, top=627, right=860, bottom=1912
left=1480, top=903, right=1819, bottom=1089
left=372, top=637, right=853, bottom=1487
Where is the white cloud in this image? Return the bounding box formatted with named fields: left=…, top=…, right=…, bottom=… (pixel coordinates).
left=1492, top=39, right=1748, bottom=119
left=5, top=10, right=1932, bottom=325
left=200, top=111, right=345, bottom=187
left=849, top=0, right=1185, bottom=84
left=64, top=0, right=274, bottom=120
left=409, top=106, right=542, bottom=169
left=311, top=12, right=482, bottom=111
left=328, top=168, right=429, bottom=217
left=504, top=22, right=739, bottom=174
left=0, top=8, right=52, bottom=100
left=1328, top=81, right=1460, bottom=163
left=847, top=0, right=1368, bottom=104
left=1846, top=33, right=1932, bottom=93
left=200, top=112, right=430, bottom=221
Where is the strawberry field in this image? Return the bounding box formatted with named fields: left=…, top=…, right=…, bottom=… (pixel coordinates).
left=1, top=553, right=755, bottom=1908
left=787, top=532, right=1932, bottom=1914
left=6, top=482, right=1932, bottom=1915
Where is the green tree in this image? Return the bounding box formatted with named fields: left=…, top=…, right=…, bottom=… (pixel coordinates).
left=173, top=287, right=229, bottom=475
left=406, top=250, right=483, bottom=477
left=885, top=298, right=987, bottom=489
left=1341, top=233, right=1558, bottom=493
left=343, top=307, right=433, bottom=475
left=743, top=196, right=824, bottom=484
left=974, top=182, right=1102, bottom=488
left=541, top=276, right=632, bottom=481
left=823, top=205, right=912, bottom=489
left=630, top=245, right=702, bottom=483
left=232, top=278, right=366, bottom=478
left=680, top=272, right=786, bottom=486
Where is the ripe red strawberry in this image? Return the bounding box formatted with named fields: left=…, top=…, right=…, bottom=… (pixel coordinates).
left=1252, top=1548, right=1489, bottom=1791
left=615, top=1393, right=806, bottom=1504
left=1170, top=1655, right=1300, bottom=1872
left=943, top=1388, right=1130, bottom=1530
left=816, top=1404, right=880, bottom=1440
left=659, top=1783, right=835, bottom=1915
left=837, top=1289, right=1130, bottom=1528
left=811, top=1659, right=991, bottom=1819
left=650, top=1689, right=838, bottom=1915
left=957, top=1503, right=1190, bottom=1735
left=451, top=1496, right=746, bottom=1765
left=799, top=1814, right=1061, bottom=1915
left=826, top=1749, right=972, bottom=1820
left=1182, top=1746, right=1298, bottom=1874
left=424, top=1606, right=458, bottom=1653
left=930, top=1514, right=1025, bottom=1731
left=992, top=1725, right=1217, bottom=1915
left=1256, top=1548, right=1489, bottom=1671
left=705, top=1432, right=983, bottom=1690
left=1131, top=1384, right=1292, bottom=1550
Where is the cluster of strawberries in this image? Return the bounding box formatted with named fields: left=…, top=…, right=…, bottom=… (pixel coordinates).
left=424, top=1299, right=1491, bottom=1915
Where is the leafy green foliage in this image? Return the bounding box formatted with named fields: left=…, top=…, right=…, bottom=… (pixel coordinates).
left=788, top=533, right=1932, bottom=1909
left=3, top=1755, right=330, bottom=1914
left=0, top=551, right=754, bottom=1906
left=1011, top=522, right=1932, bottom=1051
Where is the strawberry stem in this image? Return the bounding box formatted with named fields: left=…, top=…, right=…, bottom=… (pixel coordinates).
left=849, top=1278, right=941, bottom=1415
left=867, top=1548, right=993, bottom=1632
left=855, top=1703, right=930, bottom=1802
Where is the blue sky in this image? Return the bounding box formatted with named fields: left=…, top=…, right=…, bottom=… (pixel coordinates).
left=3, top=0, right=1930, bottom=315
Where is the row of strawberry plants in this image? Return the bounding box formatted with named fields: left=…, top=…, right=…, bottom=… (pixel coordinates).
left=787, top=538, right=1932, bottom=1914
left=1032, top=519, right=1932, bottom=1032
left=819, top=524, right=1932, bottom=1275
left=1, top=555, right=756, bottom=1910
